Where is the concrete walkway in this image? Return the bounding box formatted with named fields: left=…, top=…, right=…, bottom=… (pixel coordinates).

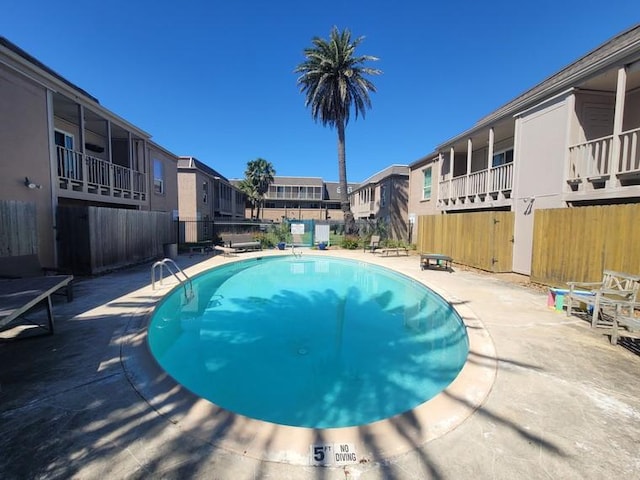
left=1, top=250, right=639, bottom=479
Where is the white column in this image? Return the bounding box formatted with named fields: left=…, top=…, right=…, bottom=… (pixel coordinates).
left=449, top=146, right=455, bottom=180
left=487, top=128, right=494, bottom=194
left=610, top=66, right=627, bottom=183
left=106, top=120, right=113, bottom=194
left=466, top=138, right=473, bottom=196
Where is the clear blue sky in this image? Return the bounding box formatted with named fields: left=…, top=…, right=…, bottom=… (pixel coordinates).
left=2, top=1, right=637, bottom=182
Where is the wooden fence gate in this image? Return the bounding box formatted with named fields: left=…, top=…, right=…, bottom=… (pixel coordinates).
left=417, top=211, right=514, bottom=272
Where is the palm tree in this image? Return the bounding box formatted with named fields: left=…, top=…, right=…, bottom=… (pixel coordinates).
left=244, top=158, right=275, bottom=220
left=295, top=26, right=381, bottom=234
left=237, top=178, right=260, bottom=219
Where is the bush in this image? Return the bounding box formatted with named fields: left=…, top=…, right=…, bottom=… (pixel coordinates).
left=341, top=235, right=360, bottom=249
left=255, top=232, right=275, bottom=249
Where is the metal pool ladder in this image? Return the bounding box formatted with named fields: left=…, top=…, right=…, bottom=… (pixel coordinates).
left=151, top=258, right=193, bottom=301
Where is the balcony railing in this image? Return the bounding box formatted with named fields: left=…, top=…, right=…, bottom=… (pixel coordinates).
left=568, top=128, right=640, bottom=185
left=568, top=135, right=613, bottom=180
left=619, top=127, right=640, bottom=177
left=438, top=163, right=513, bottom=207
left=489, top=163, right=513, bottom=192
left=57, top=146, right=147, bottom=201
left=468, top=169, right=488, bottom=197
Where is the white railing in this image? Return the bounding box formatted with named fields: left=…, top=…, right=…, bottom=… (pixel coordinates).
left=438, top=179, right=450, bottom=200
left=113, top=164, right=131, bottom=191
left=489, top=163, right=513, bottom=192
left=467, top=169, right=488, bottom=197
left=439, top=164, right=513, bottom=206
left=86, top=155, right=112, bottom=187
left=56, top=146, right=84, bottom=182
left=451, top=176, right=466, bottom=198
left=618, top=127, right=640, bottom=176
left=56, top=146, right=146, bottom=200
left=567, top=135, right=613, bottom=180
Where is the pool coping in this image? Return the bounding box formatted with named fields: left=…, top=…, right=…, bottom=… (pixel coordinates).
left=121, top=252, right=497, bottom=467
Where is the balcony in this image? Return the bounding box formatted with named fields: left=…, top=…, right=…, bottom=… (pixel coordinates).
left=57, top=146, right=147, bottom=202
left=567, top=127, right=640, bottom=192
left=438, top=163, right=513, bottom=209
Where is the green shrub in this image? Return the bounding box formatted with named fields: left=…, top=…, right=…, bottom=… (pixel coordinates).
left=341, top=235, right=360, bottom=249
left=255, top=232, right=275, bottom=249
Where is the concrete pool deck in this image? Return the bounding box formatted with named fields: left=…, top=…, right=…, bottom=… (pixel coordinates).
left=1, top=249, right=639, bottom=479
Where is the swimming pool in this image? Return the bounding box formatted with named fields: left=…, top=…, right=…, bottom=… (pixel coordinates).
left=148, top=255, right=469, bottom=429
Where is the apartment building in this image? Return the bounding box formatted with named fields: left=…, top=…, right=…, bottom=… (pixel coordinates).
left=350, top=165, right=410, bottom=240
left=233, top=176, right=357, bottom=222
left=0, top=37, right=179, bottom=270
left=408, top=24, right=640, bottom=275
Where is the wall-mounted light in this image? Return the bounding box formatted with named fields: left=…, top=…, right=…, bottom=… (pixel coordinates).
left=24, top=177, right=42, bottom=189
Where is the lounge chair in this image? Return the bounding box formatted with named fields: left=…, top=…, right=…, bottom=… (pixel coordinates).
left=0, top=254, right=73, bottom=301
left=364, top=235, right=380, bottom=253
left=0, top=275, right=73, bottom=335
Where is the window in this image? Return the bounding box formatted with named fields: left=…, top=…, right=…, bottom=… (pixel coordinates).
left=380, top=184, right=387, bottom=207
left=492, top=148, right=514, bottom=168
left=422, top=167, right=432, bottom=200
left=153, top=159, right=164, bottom=194
left=202, top=181, right=208, bottom=203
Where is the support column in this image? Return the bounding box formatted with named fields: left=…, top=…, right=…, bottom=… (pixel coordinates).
left=487, top=127, right=494, bottom=194
left=46, top=90, right=59, bottom=266
left=466, top=138, right=473, bottom=197
left=128, top=131, right=133, bottom=197
left=106, top=120, right=113, bottom=194
left=610, top=66, right=627, bottom=185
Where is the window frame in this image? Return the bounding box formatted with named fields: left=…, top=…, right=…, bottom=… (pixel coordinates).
left=422, top=167, right=432, bottom=200
left=153, top=159, right=165, bottom=195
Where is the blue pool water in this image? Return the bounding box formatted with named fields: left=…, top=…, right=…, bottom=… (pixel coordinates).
left=148, top=256, right=469, bottom=428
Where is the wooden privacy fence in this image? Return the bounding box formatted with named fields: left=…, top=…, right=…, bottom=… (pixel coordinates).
left=416, top=211, right=514, bottom=272
left=0, top=200, right=38, bottom=257
left=57, top=205, right=174, bottom=274
left=531, top=204, right=640, bottom=286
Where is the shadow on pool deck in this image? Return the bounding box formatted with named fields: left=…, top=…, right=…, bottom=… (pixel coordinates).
left=1, top=250, right=639, bottom=479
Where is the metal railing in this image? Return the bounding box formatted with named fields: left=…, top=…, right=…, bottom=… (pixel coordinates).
left=151, top=258, right=193, bottom=302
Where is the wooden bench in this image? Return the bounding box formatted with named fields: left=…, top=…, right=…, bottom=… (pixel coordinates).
left=610, top=301, right=640, bottom=345
left=220, top=233, right=262, bottom=252
left=0, top=254, right=73, bottom=302
left=566, top=270, right=640, bottom=328
left=420, top=253, right=453, bottom=271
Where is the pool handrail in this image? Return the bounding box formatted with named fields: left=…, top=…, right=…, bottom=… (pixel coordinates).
left=151, top=258, right=193, bottom=301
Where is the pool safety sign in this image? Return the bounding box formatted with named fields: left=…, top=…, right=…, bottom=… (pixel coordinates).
left=310, top=443, right=358, bottom=466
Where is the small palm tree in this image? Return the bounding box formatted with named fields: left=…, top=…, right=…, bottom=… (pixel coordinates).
left=295, top=26, right=381, bottom=234
left=244, top=158, right=275, bottom=219
left=237, top=178, right=259, bottom=219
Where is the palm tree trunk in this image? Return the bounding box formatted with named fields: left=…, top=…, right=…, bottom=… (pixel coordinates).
left=337, top=121, right=356, bottom=234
